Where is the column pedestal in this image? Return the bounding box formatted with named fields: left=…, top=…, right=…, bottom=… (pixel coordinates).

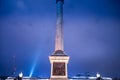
left=49, top=55, right=69, bottom=80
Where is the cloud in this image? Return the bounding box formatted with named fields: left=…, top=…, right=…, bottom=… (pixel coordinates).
left=17, top=0, right=26, bottom=9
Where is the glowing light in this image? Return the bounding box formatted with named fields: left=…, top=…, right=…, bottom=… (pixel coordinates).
left=19, top=72, right=23, bottom=78
left=29, top=53, right=39, bottom=77
left=96, top=72, right=100, bottom=77
left=29, top=66, right=34, bottom=77
left=29, top=60, right=37, bottom=77
left=89, top=76, right=96, bottom=79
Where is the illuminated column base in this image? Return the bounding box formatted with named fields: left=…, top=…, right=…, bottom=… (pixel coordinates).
left=49, top=56, right=69, bottom=80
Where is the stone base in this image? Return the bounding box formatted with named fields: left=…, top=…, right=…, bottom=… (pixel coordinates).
left=49, top=78, right=68, bottom=80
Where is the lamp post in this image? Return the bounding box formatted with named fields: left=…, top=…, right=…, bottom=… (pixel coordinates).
left=18, top=72, right=23, bottom=80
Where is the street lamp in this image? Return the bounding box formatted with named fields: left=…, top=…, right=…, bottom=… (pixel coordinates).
left=17, top=72, right=23, bottom=80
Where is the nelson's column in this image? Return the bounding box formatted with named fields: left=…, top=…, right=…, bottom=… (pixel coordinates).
left=49, top=0, right=70, bottom=80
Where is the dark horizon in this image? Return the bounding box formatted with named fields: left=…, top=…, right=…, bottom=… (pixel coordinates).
left=0, top=0, right=120, bottom=78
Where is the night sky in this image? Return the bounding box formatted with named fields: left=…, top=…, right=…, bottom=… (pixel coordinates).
left=0, top=0, right=120, bottom=78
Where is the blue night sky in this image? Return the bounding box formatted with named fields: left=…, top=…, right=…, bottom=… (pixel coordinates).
left=0, top=0, right=120, bottom=78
